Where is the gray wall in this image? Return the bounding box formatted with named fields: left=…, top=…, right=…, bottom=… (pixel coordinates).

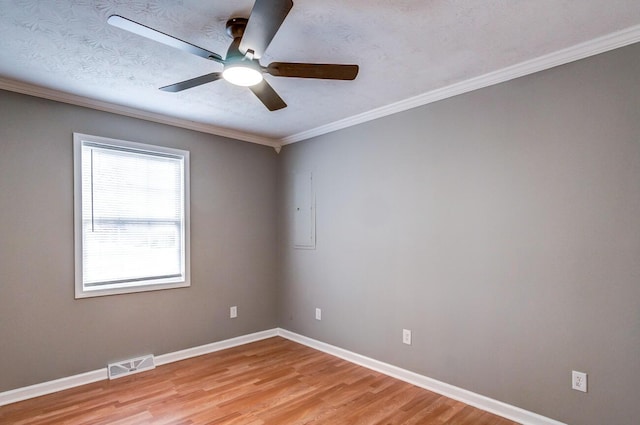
left=2, top=42, right=639, bottom=425
left=278, top=43, right=640, bottom=425
left=0, top=90, right=279, bottom=391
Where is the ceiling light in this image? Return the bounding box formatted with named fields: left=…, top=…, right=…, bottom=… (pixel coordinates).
left=223, top=63, right=263, bottom=87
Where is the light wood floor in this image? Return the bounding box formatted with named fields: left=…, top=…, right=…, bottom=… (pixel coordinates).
left=0, top=337, right=519, bottom=424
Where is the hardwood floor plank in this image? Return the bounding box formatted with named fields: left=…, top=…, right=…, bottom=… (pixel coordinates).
left=0, top=337, right=519, bottom=424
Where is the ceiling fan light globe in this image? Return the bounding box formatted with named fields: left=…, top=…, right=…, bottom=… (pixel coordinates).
left=222, top=65, right=263, bottom=87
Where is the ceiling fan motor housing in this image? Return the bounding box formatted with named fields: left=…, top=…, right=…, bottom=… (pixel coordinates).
left=226, top=18, right=248, bottom=40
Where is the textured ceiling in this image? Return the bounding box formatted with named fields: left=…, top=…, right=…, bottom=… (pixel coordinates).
left=1, top=0, right=640, bottom=144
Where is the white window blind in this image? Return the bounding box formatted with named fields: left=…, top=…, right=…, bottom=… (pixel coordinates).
left=74, top=134, right=190, bottom=298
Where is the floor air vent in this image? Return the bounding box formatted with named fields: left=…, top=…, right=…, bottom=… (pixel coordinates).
left=108, top=354, right=155, bottom=379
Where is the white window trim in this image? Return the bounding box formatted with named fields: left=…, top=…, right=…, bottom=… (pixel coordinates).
left=73, top=133, right=191, bottom=298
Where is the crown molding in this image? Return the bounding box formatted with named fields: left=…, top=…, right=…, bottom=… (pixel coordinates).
left=280, top=23, right=640, bottom=145
left=0, top=77, right=279, bottom=149
left=3, top=24, right=640, bottom=149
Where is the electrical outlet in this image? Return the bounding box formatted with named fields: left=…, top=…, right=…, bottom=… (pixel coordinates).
left=315, top=308, right=322, bottom=320
left=230, top=306, right=237, bottom=319
left=572, top=371, right=587, bottom=392
left=403, top=329, right=412, bottom=345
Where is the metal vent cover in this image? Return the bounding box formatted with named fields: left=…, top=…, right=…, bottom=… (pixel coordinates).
left=108, top=354, right=155, bottom=379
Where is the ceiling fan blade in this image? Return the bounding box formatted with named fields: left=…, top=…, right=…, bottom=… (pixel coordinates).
left=159, top=72, right=223, bottom=92
left=249, top=80, right=287, bottom=111
left=107, top=15, right=223, bottom=63
left=239, top=0, right=293, bottom=59
left=267, top=62, right=359, bottom=80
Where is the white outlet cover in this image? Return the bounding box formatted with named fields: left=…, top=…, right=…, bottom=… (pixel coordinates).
left=572, top=370, right=587, bottom=392
left=403, top=329, right=412, bottom=345
left=315, top=308, right=321, bottom=320
left=230, top=306, right=237, bottom=318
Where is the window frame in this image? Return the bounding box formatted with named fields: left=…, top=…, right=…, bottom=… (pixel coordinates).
left=73, top=133, right=190, bottom=299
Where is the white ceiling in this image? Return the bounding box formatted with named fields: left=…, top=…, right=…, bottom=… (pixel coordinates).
left=1, top=0, right=640, bottom=148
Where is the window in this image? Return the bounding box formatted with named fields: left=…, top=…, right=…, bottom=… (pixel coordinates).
left=73, top=133, right=190, bottom=298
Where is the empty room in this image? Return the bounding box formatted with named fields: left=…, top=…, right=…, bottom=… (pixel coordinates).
left=1, top=1, right=639, bottom=424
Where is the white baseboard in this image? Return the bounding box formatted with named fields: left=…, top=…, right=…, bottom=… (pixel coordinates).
left=277, top=328, right=565, bottom=425
left=155, top=329, right=278, bottom=366
left=0, top=369, right=107, bottom=408
left=1, top=327, right=564, bottom=425
left=0, top=328, right=278, bottom=407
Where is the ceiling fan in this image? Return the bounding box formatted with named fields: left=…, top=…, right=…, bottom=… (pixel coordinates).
left=107, top=0, right=359, bottom=111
